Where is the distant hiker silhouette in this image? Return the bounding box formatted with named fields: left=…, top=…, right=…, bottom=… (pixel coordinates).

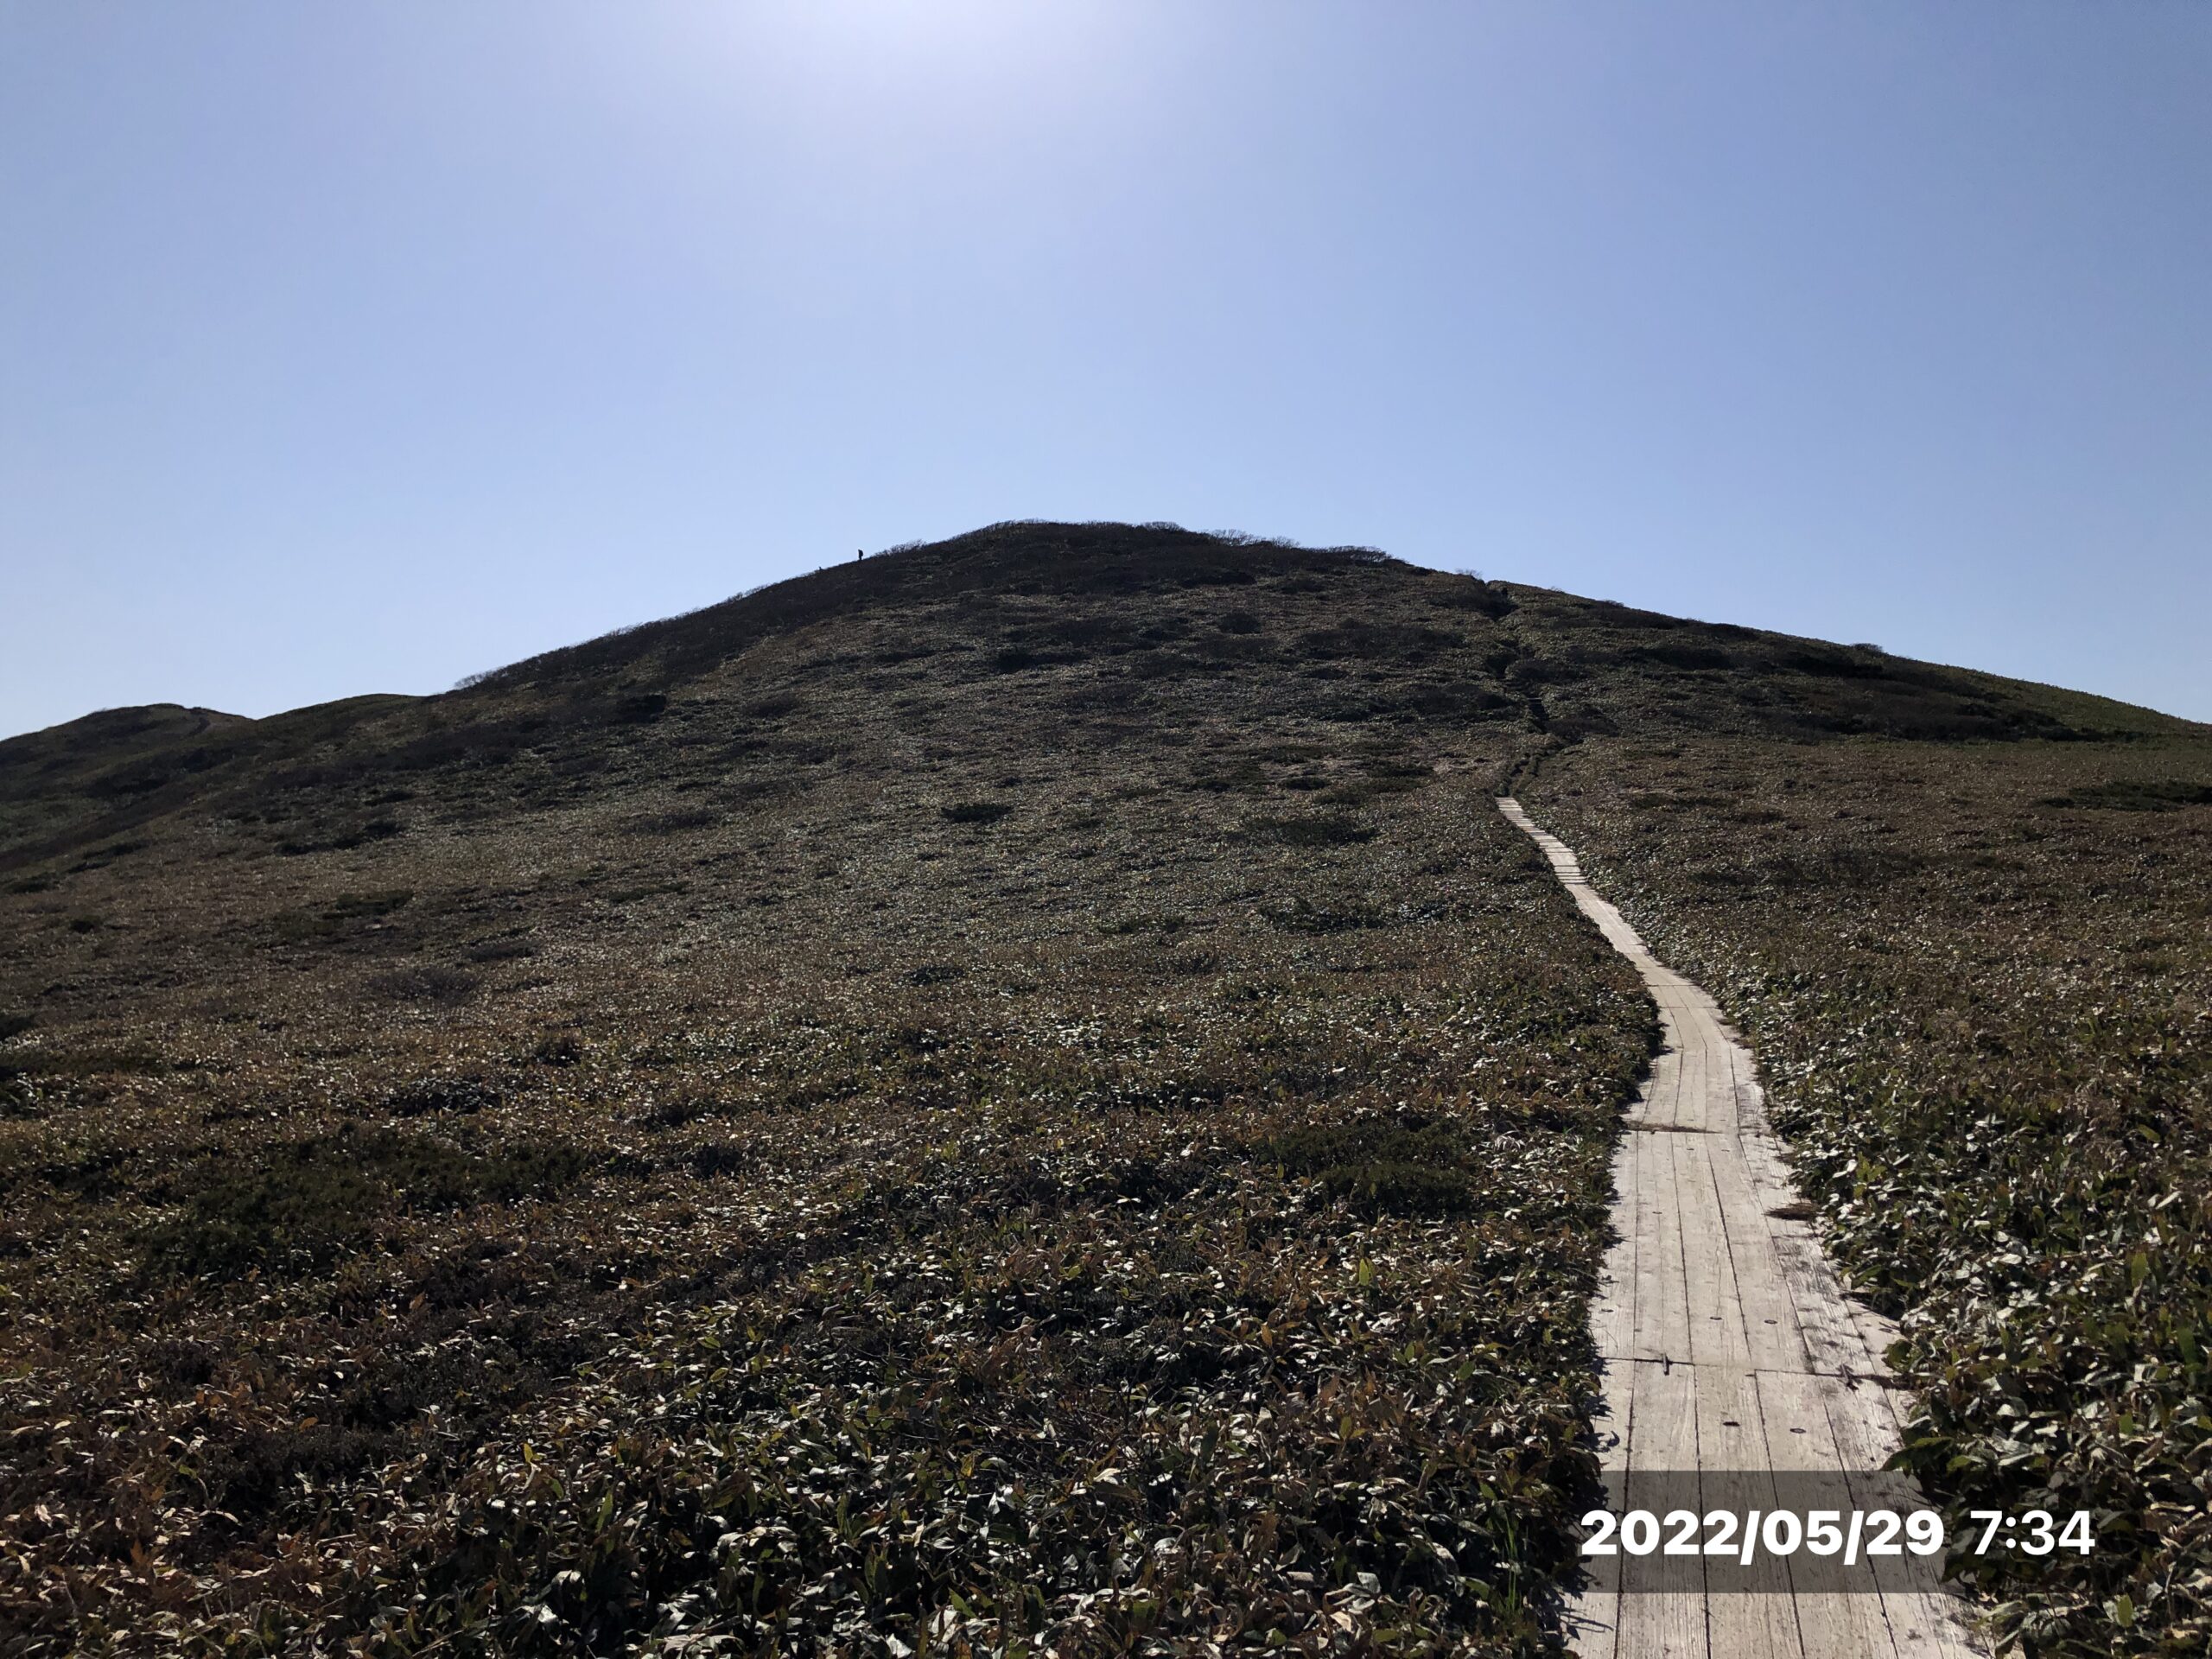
left=856, top=549, right=864, bottom=563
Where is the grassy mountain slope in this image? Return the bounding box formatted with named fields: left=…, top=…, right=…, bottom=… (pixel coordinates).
left=3, top=521, right=2177, bottom=876
left=1, top=521, right=2205, bottom=1656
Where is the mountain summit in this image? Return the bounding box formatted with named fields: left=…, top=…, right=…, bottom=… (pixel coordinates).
left=3, top=520, right=2180, bottom=878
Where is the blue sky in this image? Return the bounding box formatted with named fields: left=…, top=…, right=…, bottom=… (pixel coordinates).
left=4, top=1, right=2207, bottom=735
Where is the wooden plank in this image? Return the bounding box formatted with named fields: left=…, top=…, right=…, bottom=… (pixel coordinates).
left=1633, top=1141, right=1691, bottom=1364
left=1808, top=1370, right=1981, bottom=1659
left=1675, top=1132, right=1757, bottom=1373
left=1593, top=1133, right=1640, bottom=1362
left=1726, top=1088, right=1894, bottom=1384
left=1565, top=1348, right=1637, bottom=1658
left=1699, top=1363, right=1807, bottom=1659
left=1755, top=1368, right=1902, bottom=1659
left=1701, top=1130, right=1812, bottom=1373
left=1616, top=1359, right=1709, bottom=1659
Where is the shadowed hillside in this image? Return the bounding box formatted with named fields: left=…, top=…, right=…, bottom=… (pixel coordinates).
left=1, top=522, right=2205, bottom=1656
left=3, top=520, right=2179, bottom=882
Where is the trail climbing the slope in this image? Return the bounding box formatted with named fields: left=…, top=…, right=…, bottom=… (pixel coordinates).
left=1497, top=798, right=1980, bottom=1659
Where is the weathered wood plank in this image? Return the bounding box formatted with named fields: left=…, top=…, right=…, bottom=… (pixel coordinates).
left=1617, top=1359, right=1709, bottom=1659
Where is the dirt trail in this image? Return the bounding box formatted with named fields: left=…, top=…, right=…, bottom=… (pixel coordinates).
left=1497, top=799, right=1979, bottom=1659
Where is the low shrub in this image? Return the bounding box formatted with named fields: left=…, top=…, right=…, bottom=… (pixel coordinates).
left=941, top=801, right=1013, bottom=825
left=530, top=1031, right=583, bottom=1066
left=2045, top=779, right=2212, bottom=811
left=276, top=817, right=404, bottom=855
left=272, top=890, right=413, bottom=944
left=385, top=1077, right=501, bottom=1116
left=689, top=1144, right=747, bottom=1179
left=612, top=692, right=669, bottom=724
left=625, top=806, right=720, bottom=836
left=327, top=890, right=413, bottom=919
left=1, top=1044, right=167, bottom=1078
left=366, top=964, right=480, bottom=1005
left=141, top=1128, right=588, bottom=1279
left=1270, top=1122, right=1483, bottom=1217
left=1249, top=812, right=1374, bottom=847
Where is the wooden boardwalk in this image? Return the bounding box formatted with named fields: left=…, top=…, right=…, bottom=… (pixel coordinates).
left=1497, top=799, right=1980, bottom=1659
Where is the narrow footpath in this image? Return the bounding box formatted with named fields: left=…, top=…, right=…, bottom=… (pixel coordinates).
left=1497, top=799, right=1979, bottom=1659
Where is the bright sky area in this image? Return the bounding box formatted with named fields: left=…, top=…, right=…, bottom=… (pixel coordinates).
left=3, top=1, right=2208, bottom=736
